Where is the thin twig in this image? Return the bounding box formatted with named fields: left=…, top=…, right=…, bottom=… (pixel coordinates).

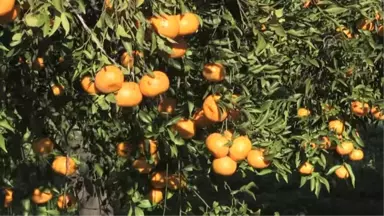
left=73, top=11, right=120, bottom=67
left=192, top=189, right=210, bottom=209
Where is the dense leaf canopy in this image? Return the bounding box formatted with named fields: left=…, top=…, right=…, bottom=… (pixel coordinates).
left=0, top=0, right=383, bottom=215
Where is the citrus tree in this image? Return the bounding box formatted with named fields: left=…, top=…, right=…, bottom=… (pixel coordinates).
left=0, top=0, right=383, bottom=215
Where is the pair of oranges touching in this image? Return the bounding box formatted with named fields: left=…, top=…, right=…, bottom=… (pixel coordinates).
left=350, top=101, right=384, bottom=120
left=33, top=189, right=77, bottom=209
left=148, top=172, right=187, bottom=204
left=205, top=130, right=270, bottom=176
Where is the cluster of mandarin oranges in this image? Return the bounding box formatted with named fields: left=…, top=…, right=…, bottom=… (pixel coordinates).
left=3, top=138, right=78, bottom=208
left=79, top=11, right=201, bottom=108
left=303, top=1, right=383, bottom=38
left=116, top=139, right=186, bottom=204
left=296, top=99, right=384, bottom=179
left=206, top=130, right=271, bottom=176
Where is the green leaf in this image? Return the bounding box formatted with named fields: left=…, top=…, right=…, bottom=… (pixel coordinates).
left=325, top=6, right=348, bottom=15
left=255, top=168, right=273, bottom=175
left=270, top=24, right=286, bottom=37
left=0, top=134, right=7, bottom=153
left=138, top=200, right=151, bottom=208
left=256, top=34, right=267, bottom=55
left=0, top=120, right=14, bottom=132
left=134, top=207, right=144, bottom=215
left=326, top=165, right=341, bottom=175
left=275, top=8, right=284, bottom=18
left=344, top=163, right=355, bottom=188
left=94, top=163, right=104, bottom=177
left=61, top=13, right=70, bottom=36
left=46, top=210, right=60, bottom=216
left=24, top=14, right=45, bottom=27
left=49, top=16, right=62, bottom=36
left=299, top=176, right=307, bottom=188
left=52, top=0, right=63, bottom=12
left=136, top=0, right=144, bottom=7
left=318, top=176, right=330, bottom=192
left=138, top=111, right=152, bottom=124
left=117, top=25, right=130, bottom=38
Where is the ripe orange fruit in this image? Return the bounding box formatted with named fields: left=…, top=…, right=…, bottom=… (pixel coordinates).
left=150, top=14, right=179, bottom=39
left=303, top=0, right=311, bottom=8
left=328, top=120, right=344, bottom=135
left=320, top=136, right=331, bottom=149
left=346, top=68, right=353, bottom=77
left=349, top=149, right=364, bottom=161
left=212, top=156, right=237, bottom=176
left=202, top=63, right=225, bottom=82
left=52, top=156, right=77, bottom=176
left=151, top=171, right=166, bottom=189
left=114, top=82, right=143, bottom=107
left=173, top=118, right=195, bottom=139
left=57, top=194, right=76, bottom=209
left=229, top=136, right=252, bottom=162
left=302, top=142, right=316, bottom=149
left=104, top=0, right=112, bottom=10
left=247, top=149, right=270, bottom=169
left=3, top=188, right=12, bottom=208
left=120, top=52, right=134, bottom=69
left=371, top=106, right=384, bottom=120
left=378, top=25, right=384, bottom=37
left=223, top=130, right=233, bottom=140
left=169, top=38, right=187, bottom=58
left=336, top=141, right=354, bottom=155
left=205, top=133, right=230, bottom=158
left=148, top=189, right=163, bottom=204
left=81, top=76, right=99, bottom=95
left=0, top=0, right=15, bottom=16
left=178, top=12, right=200, bottom=35
left=299, top=162, right=314, bottom=175
left=132, top=157, right=156, bottom=174
left=336, top=26, right=353, bottom=38
left=32, top=138, right=54, bottom=155
left=335, top=165, right=349, bottom=179
left=94, top=65, right=124, bottom=93
left=203, top=95, right=228, bottom=122
left=261, top=24, right=267, bottom=31
left=158, top=97, right=176, bottom=115
left=31, top=188, right=53, bottom=204
left=297, top=108, right=310, bottom=117
left=139, top=71, right=170, bottom=97
left=51, top=84, right=64, bottom=96
left=167, top=174, right=187, bottom=190
left=192, top=109, right=213, bottom=128
left=351, top=101, right=370, bottom=116
left=116, top=142, right=133, bottom=158
left=0, top=4, right=19, bottom=24
left=138, top=139, right=158, bottom=155
left=356, top=19, right=374, bottom=31
left=33, top=57, right=45, bottom=70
